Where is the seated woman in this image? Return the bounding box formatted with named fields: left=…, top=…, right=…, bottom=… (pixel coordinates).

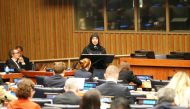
left=7, top=78, right=41, bottom=109
left=118, top=62, right=142, bottom=86
left=74, top=58, right=92, bottom=79
left=80, top=89, right=101, bottom=109
left=165, top=71, right=190, bottom=108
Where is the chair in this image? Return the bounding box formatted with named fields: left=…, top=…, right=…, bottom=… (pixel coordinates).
left=130, top=104, right=154, bottom=109
left=32, top=98, right=53, bottom=107
left=150, top=80, right=169, bottom=91
left=0, top=63, right=5, bottom=72
left=36, top=76, right=46, bottom=86
left=44, top=103, right=80, bottom=109
left=33, top=87, right=64, bottom=98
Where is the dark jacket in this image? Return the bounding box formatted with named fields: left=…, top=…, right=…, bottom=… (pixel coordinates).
left=44, top=74, right=66, bottom=88
left=152, top=102, right=188, bottom=109
left=82, top=44, right=106, bottom=54
left=74, top=69, right=92, bottom=79
left=6, top=59, right=21, bottom=73
left=21, top=55, right=31, bottom=70
left=96, top=81, right=134, bottom=103
left=53, top=91, right=81, bottom=105
left=119, top=70, right=142, bottom=86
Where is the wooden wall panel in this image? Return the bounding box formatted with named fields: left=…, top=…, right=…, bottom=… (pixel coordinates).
left=0, top=0, right=190, bottom=62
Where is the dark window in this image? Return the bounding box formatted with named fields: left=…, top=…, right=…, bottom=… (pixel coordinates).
left=169, top=0, right=190, bottom=30
left=107, top=0, right=134, bottom=30
left=75, top=0, right=104, bottom=31
left=139, top=0, right=166, bottom=31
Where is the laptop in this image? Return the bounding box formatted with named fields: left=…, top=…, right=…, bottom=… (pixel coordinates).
left=136, top=75, right=153, bottom=81
left=83, top=82, right=97, bottom=90
left=137, top=98, right=157, bottom=105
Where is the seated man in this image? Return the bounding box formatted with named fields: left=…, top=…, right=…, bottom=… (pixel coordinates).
left=15, top=46, right=31, bottom=70
left=44, top=62, right=67, bottom=88
left=153, top=88, right=187, bottom=109
left=6, top=49, right=22, bottom=72
left=96, top=65, right=133, bottom=103
left=53, top=78, right=81, bottom=105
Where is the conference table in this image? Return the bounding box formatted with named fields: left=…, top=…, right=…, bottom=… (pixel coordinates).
left=0, top=73, right=23, bottom=83
left=120, top=57, right=190, bottom=80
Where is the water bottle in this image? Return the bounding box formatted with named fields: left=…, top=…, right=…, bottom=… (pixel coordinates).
left=4, top=66, right=9, bottom=74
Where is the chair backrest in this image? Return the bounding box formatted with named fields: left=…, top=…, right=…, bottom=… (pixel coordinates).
left=32, top=98, right=53, bottom=107
left=33, top=87, right=64, bottom=98
left=44, top=103, right=80, bottom=109
left=36, top=76, right=46, bottom=86
left=150, top=80, right=169, bottom=91
left=130, top=104, right=154, bottom=109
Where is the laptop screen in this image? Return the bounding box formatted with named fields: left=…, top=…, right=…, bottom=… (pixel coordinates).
left=136, top=75, right=152, bottom=81
left=138, top=99, right=157, bottom=105
left=83, top=82, right=97, bottom=90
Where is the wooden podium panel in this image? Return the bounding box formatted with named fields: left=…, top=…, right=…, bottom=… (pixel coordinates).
left=120, top=58, right=190, bottom=80
left=21, top=71, right=54, bottom=83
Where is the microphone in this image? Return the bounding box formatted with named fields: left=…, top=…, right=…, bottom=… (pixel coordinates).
left=94, top=46, right=98, bottom=49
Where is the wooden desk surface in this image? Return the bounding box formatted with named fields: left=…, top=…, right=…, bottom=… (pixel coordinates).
left=120, top=58, right=190, bottom=67
left=120, top=58, right=190, bottom=80
left=21, top=71, right=54, bottom=77
left=0, top=73, right=23, bottom=82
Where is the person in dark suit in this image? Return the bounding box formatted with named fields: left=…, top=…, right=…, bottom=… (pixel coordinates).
left=74, top=58, right=92, bottom=79
left=82, top=33, right=106, bottom=54
left=53, top=78, right=81, bottom=105
left=96, top=65, right=133, bottom=103
left=118, top=62, right=142, bottom=86
left=6, top=49, right=22, bottom=73
left=44, top=62, right=67, bottom=88
left=16, top=46, right=31, bottom=70
left=81, top=33, right=107, bottom=79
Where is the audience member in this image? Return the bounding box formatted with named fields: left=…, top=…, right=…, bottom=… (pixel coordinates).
left=152, top=88, right=187, bottom=109
left=15, top=45, right=31, bottom=70
left=96, top=65, right=133, bottom=103
left=74, top=58, right=92, bottom=79
left=118, top=62, right=142, bottom=86
left=80, top=89, right=101, bottom=109
left=0, top=86, right=17, bottom=102
left=53, top=78, right=81, bottom=105
left=111, top=97, right=131, bottom=109
left=44, top=62, right=67, bottom=88
left=6, top=49, right=22, bottom=72
left=165, top=71, right=190, bottom=108
left=7, top=78, right=41, bottom=109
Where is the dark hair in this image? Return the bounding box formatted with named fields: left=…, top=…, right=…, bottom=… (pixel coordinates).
left=111, top=97, right=131, bottom=109
left=16, top=78, right=34, bottom=99
left=15, top=46, right=23, bottom=51
left=89, top=33, right=100, bottom=46
left=80, top=89, right=101, bottom=109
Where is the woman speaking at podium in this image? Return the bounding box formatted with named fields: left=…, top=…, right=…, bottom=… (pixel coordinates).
left=81, top=33, right=107, bottom=79
left=82, top=33, right=106, bottom=54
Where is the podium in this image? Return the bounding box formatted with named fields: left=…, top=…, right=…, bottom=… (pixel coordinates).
left=80, top=54, right=115, bottom=79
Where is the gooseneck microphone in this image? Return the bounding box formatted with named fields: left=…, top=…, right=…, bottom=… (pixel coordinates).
left=94, top=46, right=98, bottom=49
